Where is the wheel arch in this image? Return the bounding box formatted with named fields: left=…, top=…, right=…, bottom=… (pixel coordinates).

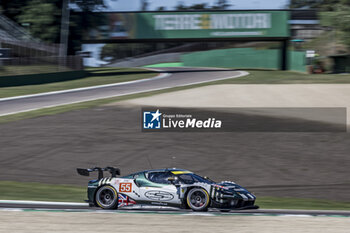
left=183, top=185, right=211, bottom=209
left=94, top=184, right=119, bottom=208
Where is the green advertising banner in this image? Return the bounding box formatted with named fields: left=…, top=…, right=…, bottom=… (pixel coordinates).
left=84, top=11, right=289, bottom=41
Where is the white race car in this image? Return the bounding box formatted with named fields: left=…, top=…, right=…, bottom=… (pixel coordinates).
left=77, top=167, right=258, bottom=212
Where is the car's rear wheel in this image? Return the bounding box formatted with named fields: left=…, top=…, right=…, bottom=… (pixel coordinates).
left=186, top=188, right=210, bottom=212
left=95, top=185, right=118, bottom=209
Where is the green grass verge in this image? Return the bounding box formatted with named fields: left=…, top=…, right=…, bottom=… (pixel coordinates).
left=214, top=70, right=350, bottom=84
left=0, top=65, right=72, bottom=76
left=257, top=196, right=350, bottom=211
left=0, top=181, right=85, bottom=202
left=144, top=62, right=184, bottom=68
left=0, top=67, right=156, bottom=98
left=1, top=181, right=350, bottom=210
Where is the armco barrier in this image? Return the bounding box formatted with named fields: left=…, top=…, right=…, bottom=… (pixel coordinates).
left=0, top=70, right=87, bottom=87
left=181, top=48, right=306, bottom=72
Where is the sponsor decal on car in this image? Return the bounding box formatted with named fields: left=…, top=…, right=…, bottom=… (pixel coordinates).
left=171, top=170, right=192, bottom=175
left=213, top=184, right=229, bottom=190
left=145, top=190, right=174, bottom=201
left=118, top=194, right=136, bottom=207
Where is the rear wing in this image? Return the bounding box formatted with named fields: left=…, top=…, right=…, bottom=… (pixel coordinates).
left=77, top=167, right=120, bottom=180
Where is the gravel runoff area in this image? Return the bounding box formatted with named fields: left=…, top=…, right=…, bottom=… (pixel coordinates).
left=119, top=84, right=350, bottom=126
left=0, top=211, right=349, bottom=233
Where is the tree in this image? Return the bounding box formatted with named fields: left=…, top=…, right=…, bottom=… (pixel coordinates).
left=175, top=2, right=187, bottom=10
left=289, top=0, right=341, bottom=11
left=1, top=0, right=107, bottom=54
left=156, top=6, right=166, bottom=11
left=72, top=0, right=106, bottom=11
left=321, top=4, right=350, bottom=47
left=291, top=0, right=350, bottom=49
left=0, top=0, right=30, bottom=21
left=175, top=2, right=208, bottom=10
left=212, top=0, right=231, bottom=9
left=17, top=0, right=60, bottom=42
left=140, top=0, right=148, bottom=11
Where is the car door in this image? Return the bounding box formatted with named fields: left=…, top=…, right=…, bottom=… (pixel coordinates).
left=137, top=171, right=181, bottom=206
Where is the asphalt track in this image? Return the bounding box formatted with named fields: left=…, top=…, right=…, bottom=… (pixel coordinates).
left=0, top=67, right=248, bottom=116
left=1, top=201, right=350, bottom=217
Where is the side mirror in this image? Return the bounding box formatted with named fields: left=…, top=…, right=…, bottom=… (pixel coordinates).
left=167, top=176, right=176, bottom=184
left=77, top=168, right=90, bottom=176
left=204, top=176, right=214, bottom=182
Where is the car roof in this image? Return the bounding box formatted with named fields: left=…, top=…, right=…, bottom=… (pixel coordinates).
left=142, top=168, right=192, bottom=174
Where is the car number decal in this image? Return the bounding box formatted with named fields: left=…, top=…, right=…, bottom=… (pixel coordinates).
left=119, top=183, right=132, bottom=192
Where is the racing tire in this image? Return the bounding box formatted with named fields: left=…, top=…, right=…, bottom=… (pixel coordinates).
left=95, top=185, right=118, bottom=209
left=186, top=188, right=210, bottom=212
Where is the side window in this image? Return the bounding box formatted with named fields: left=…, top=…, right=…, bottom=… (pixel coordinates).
left=178, top=174, right=195, bottom=184
left=147, top=172, right=171, bottom=184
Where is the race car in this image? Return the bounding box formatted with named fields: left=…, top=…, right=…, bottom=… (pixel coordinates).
left=77, top=167, right=258, bottom=212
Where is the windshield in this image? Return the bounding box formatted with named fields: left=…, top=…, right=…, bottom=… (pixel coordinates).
left=177, top=173, right=214, bottom=184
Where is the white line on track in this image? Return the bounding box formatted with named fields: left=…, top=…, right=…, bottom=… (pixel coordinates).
left=0, top=70, right=249, bottom=117
left=0, top=72, right=171, bottom=102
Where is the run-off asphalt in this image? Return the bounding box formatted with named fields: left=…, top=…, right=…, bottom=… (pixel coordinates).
left=0, top=211, right=349, bottom=233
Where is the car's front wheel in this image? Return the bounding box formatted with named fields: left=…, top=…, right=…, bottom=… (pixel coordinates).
left=95, top=185, right=118, bottom=209
left=186, top=188, right=210, bottom=211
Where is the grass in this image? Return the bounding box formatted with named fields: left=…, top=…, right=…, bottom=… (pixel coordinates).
left=0, top=181, right=85, bottom=202
left=1, top=181, right=350, bottom=210
left=257, top=196, right=350, bottom=211
left=0, top=67, right=156, bottom=98
left=0, top=65, right=72, bottom=76
left=215, top=70, right=350, bottom=84
left=144, top=62, right=184, bottom=68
